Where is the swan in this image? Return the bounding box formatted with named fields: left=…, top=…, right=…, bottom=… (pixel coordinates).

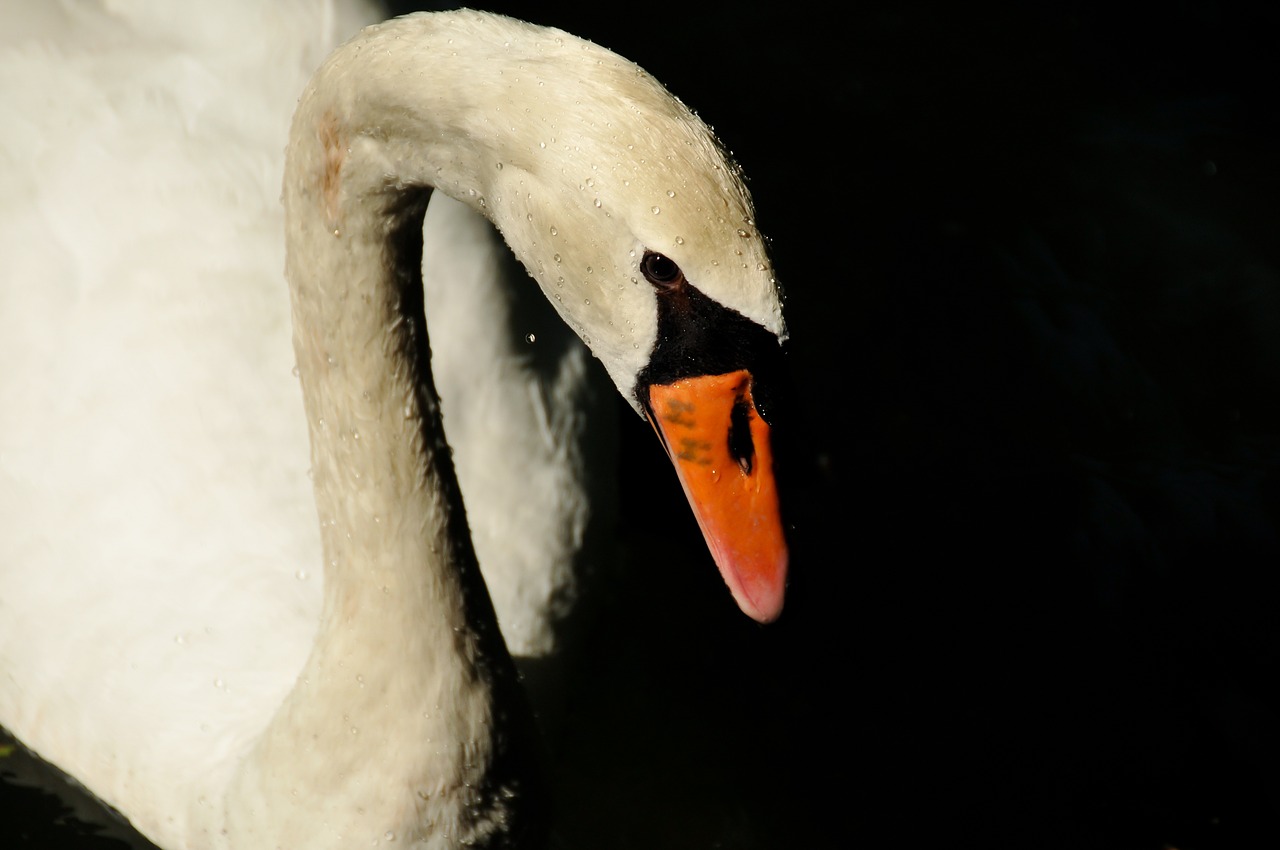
left=0, top=5, right=789, bottom=848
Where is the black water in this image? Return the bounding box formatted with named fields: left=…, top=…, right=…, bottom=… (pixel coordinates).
left=5, top=1, right=1278, bottom=848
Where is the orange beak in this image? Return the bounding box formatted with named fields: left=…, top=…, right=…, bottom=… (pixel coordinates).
left=644, top=369, right=788, bottom=623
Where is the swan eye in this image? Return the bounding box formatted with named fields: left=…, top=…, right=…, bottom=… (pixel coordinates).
left=640, top=251, right=684, bottom=291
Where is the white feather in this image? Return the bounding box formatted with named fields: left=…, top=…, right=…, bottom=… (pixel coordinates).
left=0, top=4, right=786, bottom=848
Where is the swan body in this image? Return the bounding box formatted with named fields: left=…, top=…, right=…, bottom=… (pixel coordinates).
left=0, top=4, right=789, bottom=848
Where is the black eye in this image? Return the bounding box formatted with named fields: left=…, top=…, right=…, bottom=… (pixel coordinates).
left=640, top=251, right=684, bottom=290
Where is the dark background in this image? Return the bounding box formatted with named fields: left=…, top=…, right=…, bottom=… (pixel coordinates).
left=4, top=1, right=1278, bottom=848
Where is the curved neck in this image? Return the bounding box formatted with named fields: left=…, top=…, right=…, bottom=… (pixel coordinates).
left=224, top=16, right=544, bottom=849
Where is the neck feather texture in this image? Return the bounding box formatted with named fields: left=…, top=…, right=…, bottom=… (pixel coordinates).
left=220, top=14, right=547, bottom=850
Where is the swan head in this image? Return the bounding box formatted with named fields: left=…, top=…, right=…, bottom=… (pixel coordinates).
left=456, top=22, right=787, bottom=399
left=426, top=11, right=790, bottom=623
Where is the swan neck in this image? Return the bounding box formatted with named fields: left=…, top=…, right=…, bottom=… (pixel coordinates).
left=233, top=18, right=544, bottom=847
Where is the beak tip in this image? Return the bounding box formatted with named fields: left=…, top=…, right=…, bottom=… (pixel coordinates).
left=748, top=602, right=784, bottom=624
left=726, top=562, right=787, bottom=624
left=734, top=593, right=784, bottom=624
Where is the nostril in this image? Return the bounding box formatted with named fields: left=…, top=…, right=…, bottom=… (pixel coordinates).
left=728, top=395, right=754, bottom=476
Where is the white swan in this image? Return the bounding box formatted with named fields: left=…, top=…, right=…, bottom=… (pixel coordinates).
left=0, top=5, right=789, bottom=849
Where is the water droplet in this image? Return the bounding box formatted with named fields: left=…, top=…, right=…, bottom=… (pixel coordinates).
left=553, top=253, right=561, bottom=263
left=525, top=333, right=536, bottom=343
left=594, top=198, right=602, bottom=208
left=584, top=298, right=591, bottom=305
left=651, top=206, right=661, bottom=215
left=495, top=161, right=503, bottom=170
left=549, top=226, right=558, bottom=236
left=737, top=228, right=749, bottom=237
left=666, top=189, right=676, bottom=198
left=757, top=262, right=767, bottom=271
left=213, top=677, right=224, bottom=689
left=675, top=236, right=685, bottom=245
left=296, top=568, right=308, bottom=580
